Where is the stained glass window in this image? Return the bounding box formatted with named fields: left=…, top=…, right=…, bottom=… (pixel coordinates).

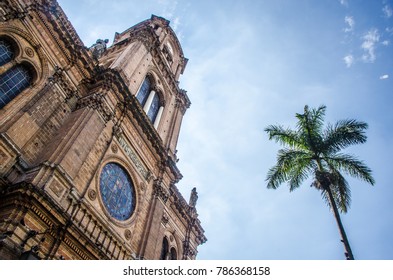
left=0, top=65, right=32, bottom=109
left=147, top=93, right=160, bottom=122
left=136, top=77, right=151, bottom=106
left=0, top=39, right=14, bottom=66
left=99, top=163, right=135, bottom=221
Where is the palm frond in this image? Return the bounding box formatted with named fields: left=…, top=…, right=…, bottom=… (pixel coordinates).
left=330, top=171, right=351, bottom=213
left=288, top=155, right=316, bottom=191
left=309, top=105, right=327, bottom=133
left=323, top=119, right=368, bottom=154
left=266, top=164, right=288, bottom=189
left=296, top=105, right=326, bottom=133
left=325, top=153, right=375, bottom=186
left=295, top=105, right=326, bottom=154
left=264, top=125, right=304, bottom=149
left=318, top=171, right=351, bottom=213
left=266, top=148, right=313, bottom=190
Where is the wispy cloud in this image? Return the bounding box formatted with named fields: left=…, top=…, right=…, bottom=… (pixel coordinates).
left=361, top=29, right=380, bottom=63
left=382, top=4, right=393, bottom=18
left=339, top=0, right=348, bottom=7
left=380, top=74, right=389, bottom=80
left=343, top=54, right=354, bottom=67
left=160, top=0, right=178, bottom=19
left=172, top=17, right=180, bottom=31
left=344, top=16, right=355, bottom=32
left=382, top=40, right=390, bottom=46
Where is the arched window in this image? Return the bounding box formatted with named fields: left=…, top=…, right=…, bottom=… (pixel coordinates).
left=136, top=77, right=151, bottom=106
left=160, top=237, right=169, bottom=260
left=0, top=39, right=14, bottom=66
left=0, top=37, right=34, bottom=109
left=159, top=236, right=178, bottom=260
left=135, top=75, right=164, bottom=128
left=170, top=247, right=177, bottom=260
left=147, top=93, right=160, bottom=122
left=0, top=65, right=32, bottom=109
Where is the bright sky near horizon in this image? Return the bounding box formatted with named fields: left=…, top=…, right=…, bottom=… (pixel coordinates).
left=58, top=0, right=393, bottom=260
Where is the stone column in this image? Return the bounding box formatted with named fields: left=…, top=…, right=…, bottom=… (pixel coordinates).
left=143, top=90, right=156, bottom=113
left=153, top=106, right=164, bottom=128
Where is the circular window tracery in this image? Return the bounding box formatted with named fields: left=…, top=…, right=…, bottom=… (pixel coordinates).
left=99, top=162, right=135, bottom=221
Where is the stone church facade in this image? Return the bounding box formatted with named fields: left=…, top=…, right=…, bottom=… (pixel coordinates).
left=0, top=0, right=206, bottom=260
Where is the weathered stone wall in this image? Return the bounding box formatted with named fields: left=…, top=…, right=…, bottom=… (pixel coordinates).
left=0, top=0, right=205, bottom=260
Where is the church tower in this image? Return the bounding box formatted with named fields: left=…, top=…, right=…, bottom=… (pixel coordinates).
left=0, top=0, right=206, bottom=260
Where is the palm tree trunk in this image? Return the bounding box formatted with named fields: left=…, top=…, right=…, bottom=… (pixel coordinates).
left=325, top=185, right=355, bottom=260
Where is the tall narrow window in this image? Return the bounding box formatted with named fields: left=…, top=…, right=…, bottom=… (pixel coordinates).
left=136, top=76, right=164, bottom=128
left=0, top=65, right=32, bottom=109
left=136, top=77, right=151, bottom=106
left=147, top=93, right=160, bottom=122
left=160, top=237, right=169, bottom=260
left=0, top=39, right=14, bottom=66
left=170, top=248, right=177, bottom=260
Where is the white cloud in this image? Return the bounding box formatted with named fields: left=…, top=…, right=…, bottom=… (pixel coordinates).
left=158, top=0, right=180, bottom=24
left=343, top=54, right=354, bottom=67
left=361, top=29, right=380, bottom=63
left=383, top=5, right=393, bottom=18
left=382, top=40, right=390, bottom=46
left=380, top=74, right=389, bottom=80
left=344, top=16, right=355, bottom=32
left=339, top=0, right=348, bottom=7
left=172, top=17, right=180, bottom=31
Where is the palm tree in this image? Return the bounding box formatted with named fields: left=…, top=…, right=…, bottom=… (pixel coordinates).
left=265, top=105, right=375, bottom=260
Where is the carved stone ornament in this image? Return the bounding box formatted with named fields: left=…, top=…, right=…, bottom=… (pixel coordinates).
left=189, top=187, right=198, bottom=208
left=25, top=47, right=34, bottom=57
left=153, top=182, right=169, bottom=203
left=111, top=144, right=118, bottom=154
left=117, top=135, right=150, bottom=179
left=88, top=189, right=97, bottom=201
left=90, top=39, right=109, bottom=60
left=124, top=229, right=132, bottom=240
left=162, top=213, right=169, bottom=225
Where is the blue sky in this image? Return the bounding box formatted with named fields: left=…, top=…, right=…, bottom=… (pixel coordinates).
left=58, top=0, right=393, bottom=260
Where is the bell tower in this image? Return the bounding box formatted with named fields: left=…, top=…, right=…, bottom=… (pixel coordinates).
left=0, top=0, right=205, bottom=260
left=101, top=15, right=190, bottom=162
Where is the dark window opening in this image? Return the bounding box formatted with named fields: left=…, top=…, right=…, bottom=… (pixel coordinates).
left=0, top=65, right=32, bottom=109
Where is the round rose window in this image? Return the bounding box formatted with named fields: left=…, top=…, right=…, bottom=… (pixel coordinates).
left=99, top=163, right=135, bottom=221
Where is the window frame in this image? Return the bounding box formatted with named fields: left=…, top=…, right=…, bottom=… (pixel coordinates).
left=0, top=64, right=33, bottom=109
left=99, top=162, right=136, bottom=221
left=0, top=35, right=37, bottom=109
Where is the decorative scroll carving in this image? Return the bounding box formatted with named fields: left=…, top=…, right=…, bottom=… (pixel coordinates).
left=25, top=47, right=34, bottom=57
left=117, top=134, right=151, bottom=181
left=111, top=144, right=118, bottom=154
left=88, top=189, right=97, bottom=201
left=124, top=229, right=132, bottom=240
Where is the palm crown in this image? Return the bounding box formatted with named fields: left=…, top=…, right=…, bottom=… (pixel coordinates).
left=265, top=105, right=374, bottom=212
left=265, top=105, right=375, bottom=259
